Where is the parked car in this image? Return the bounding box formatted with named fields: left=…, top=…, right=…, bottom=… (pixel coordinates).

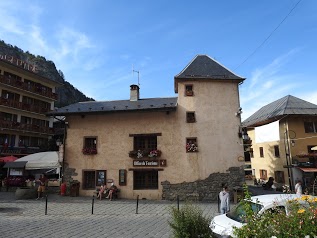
left=209, top=194, right=301, bottom=237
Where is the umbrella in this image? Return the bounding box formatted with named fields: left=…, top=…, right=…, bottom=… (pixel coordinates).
left=0, top=155, right=18, bottom=163
left=311, top=146, right=317, bottom=151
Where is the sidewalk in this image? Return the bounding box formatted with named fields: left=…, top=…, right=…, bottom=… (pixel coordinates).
left=0, top=191, right=219, bottom=238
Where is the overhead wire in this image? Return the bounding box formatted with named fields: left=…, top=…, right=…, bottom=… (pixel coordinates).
left=234, top=0, right=303, bottom=70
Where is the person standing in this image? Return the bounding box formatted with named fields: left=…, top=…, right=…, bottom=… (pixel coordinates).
left=36, top=174, right=47, bottom=200
left=295, top=180, right=303, bottom=196
left=219, top=186, right=230, bottom=214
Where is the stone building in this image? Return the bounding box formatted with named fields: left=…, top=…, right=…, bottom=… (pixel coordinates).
left=49, top=55, right=245, bottom=200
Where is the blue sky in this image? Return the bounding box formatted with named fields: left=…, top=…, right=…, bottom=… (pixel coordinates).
left=0, top=0, right=316, bottom=120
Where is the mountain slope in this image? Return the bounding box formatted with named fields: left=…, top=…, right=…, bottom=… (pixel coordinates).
left=0, top=40, right=94, bottom=107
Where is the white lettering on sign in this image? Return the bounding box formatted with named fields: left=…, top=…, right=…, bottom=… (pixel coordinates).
left=133, top=160, right=159, bottom=167
left=0, top=54, right=38, bottom=73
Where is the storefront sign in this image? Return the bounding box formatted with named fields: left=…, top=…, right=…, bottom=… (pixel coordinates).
left=0, top=54, right=38, bottom=73
left=133, top=160, right=159, bottom=167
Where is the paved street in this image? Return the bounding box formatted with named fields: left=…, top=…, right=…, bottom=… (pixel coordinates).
left=0, top=191, right=219, bottom=238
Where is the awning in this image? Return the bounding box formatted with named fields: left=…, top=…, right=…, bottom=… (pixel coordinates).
left=3, top=161, right=27, bottom=168
left=298, top=167, right=317, bottom=173
left=15, top=151, right=61, bottom=170
left=311, top=146, right=317, bottom=151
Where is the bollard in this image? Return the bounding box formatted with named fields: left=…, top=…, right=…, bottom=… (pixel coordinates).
left=217, top=194, right=220, bottom=213
left=92, top=195, right=94, bottom=215
left=136, top=195, right=139, bottom=214
left=45, top=195, right=48, bottom=215
left=177, top=195, right=179, bottom=211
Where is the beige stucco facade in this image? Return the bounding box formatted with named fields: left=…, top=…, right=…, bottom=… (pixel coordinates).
left=248, top=116, right=317, bottom=188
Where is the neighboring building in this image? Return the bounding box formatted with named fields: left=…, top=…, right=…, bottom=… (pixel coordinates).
left=0, top=55, right=61, bottom=157
left=242, top=95, right=317, bottom=191
left=48, top=55, right=245, bottom=200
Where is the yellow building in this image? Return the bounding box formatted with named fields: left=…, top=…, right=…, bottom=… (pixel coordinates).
left=243, top=95, right=317, bottom=191
left=0, top=55, right=61, bottom=157
left=49, top=55, right=246, bottom=200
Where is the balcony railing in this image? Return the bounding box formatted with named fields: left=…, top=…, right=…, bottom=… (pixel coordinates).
left=0, top=97, right=51, bottom=114
left=0, top=74, right=58, bottom=100
left=0, top=119, right=54, bottom=134
left=129, top=149, right=162, bottom=159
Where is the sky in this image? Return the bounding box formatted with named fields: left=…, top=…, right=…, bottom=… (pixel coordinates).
left=0, top=0, right=316, bottom=120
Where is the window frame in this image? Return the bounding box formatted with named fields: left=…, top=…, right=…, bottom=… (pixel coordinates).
left=186, top=137, right=198, bottom=153
left=186, top=111, right=196, bottom=123
left=259, top=147, right=264, bottom=158
left=82, top=170, right=96, bottom=189
left=259, top=169, right=267, bottom=180
left=274, top=171, right=285, bottom=183
left=274, top=145, right=280, bottom=158
left=133, top=170, right=158, bottom=190
left=304, top=121, right=317, bottom=133
left=185, top=84, right=194, bottom=96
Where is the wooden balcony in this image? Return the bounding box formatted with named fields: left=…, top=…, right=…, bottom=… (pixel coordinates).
left=0, top=119, right=54, bottom=135
left=0, top=74, right=58, bottom=100
left=0, top=97, right=51, bottom=114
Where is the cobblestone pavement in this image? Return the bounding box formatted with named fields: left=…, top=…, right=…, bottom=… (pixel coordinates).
left=0, top=191, right=219, bottom=238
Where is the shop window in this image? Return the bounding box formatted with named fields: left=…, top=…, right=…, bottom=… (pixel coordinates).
left=274, top=145, right=280, bottom=157
left=133, top=170, right=158, bottom=190
left=259, top=147, right=264, bottom=157
left=260, top=169, right=267, bottom=180
left=83, top=137, right=97, bottom=155
left=186, top=112, right=196, bottom=123
left=304, top=121, right=317, bottom=133
left=274, top=171, right=285, bottom=183
left=186, top=138, right=198, bottom=152
left=185, top=85, right=194, bottom=96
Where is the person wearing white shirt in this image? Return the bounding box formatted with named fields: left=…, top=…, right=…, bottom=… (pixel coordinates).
left=295, top=180, right=302, bottom=196
left=219, top=186, right=230, bottom=214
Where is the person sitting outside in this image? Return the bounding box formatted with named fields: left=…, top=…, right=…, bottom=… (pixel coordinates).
left=106, top=183, right=117, bottom=201
left=263, top=177, right=274, bottom=190
left=36, top=174, right=47, bottom=200
left=97, top=184, right=107, bottom=200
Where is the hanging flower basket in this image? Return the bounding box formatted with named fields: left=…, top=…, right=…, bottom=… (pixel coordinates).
left=129, top=149, right=162, bottom=158
left=186, top=142, right=198, bottom=152
left=82, top=147, right=97, bottom=155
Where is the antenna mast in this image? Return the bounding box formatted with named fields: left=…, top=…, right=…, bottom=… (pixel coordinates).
left=132, top=65, right=140, bottom=86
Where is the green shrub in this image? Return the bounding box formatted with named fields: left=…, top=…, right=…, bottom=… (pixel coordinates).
left=168, top=203, right=213, bottom=238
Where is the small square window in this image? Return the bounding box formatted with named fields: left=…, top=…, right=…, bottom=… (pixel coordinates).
left=186, top=112, right=196, bottom=123
left=83, top=137, right=97, bottom=155
left=185, top=85, right=194, bottom=96
left=186, top=138, right=198, bottom=152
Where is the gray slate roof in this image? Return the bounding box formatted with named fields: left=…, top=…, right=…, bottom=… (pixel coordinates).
left=242, top=95, right=317, bottom=127
left=48, top=97, right=178, bottom=116
left=174, top=55, right=245, bottom=80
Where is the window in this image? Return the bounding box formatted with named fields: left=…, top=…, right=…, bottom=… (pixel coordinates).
left=82, top=170, right=96, bottom=189
left=260, top=169, right=267, bottom=180
left=134, top=135, right=157, bottom=151
left=250, top=148, right=254, bottom=158
left=307, top=145, right=317, bottom=153
left=304, top=121, right=317, bottom=133
left=259, top=147, right=264, bottom=157
left=186, top=112, right=196, bottom=123
left=185, top=85, right=194, bottom=96
left=274, top=171, right=285, bottom=183
left=83, top=137, right=97, bottom=154
left=133, top=170, right=158, bottom=190
left=119, top=169, right=127, bottom=186
left=186, top=138, right=198, bottom=152
left=274, top=145, right=280, bottom=157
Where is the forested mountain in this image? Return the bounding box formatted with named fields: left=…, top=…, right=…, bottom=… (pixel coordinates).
left=0, top=40, right=94, bottom=107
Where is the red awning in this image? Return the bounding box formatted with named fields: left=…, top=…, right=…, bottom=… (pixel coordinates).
left=298, top=167, right=317, bottom=173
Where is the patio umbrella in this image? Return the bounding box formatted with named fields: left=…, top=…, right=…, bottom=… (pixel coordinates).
left=0, top=155, right=18, bottom=163
left=311, top=146, right=317, bottom=151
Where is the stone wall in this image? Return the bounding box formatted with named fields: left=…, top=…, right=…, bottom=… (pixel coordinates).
left=161, top=166, right=245, bottom=201
left=62, top=162, right=78, bottom=183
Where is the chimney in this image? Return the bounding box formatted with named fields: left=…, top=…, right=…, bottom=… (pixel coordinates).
left=130, top=84, right=140, bottom=101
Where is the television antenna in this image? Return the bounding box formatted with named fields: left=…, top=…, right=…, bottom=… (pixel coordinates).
left=132, top=65, right=140, bottom=86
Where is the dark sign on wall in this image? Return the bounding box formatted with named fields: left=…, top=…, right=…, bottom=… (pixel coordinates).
left=132, top=160, right=167, bottom=167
